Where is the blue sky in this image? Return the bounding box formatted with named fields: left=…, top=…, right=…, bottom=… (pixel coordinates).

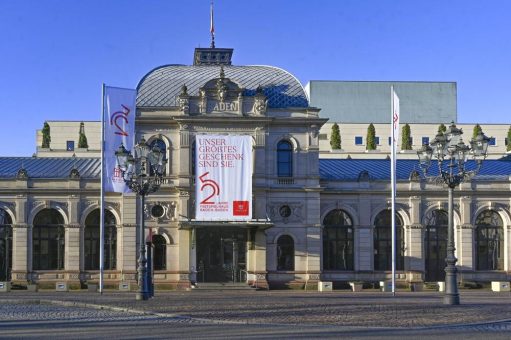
left=1, top=0, right=509, bottom=156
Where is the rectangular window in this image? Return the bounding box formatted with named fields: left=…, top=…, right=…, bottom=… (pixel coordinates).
left=66, top=141, right=74, bottom=151
left=409, top=137, right=413, bottom=146
left=489, top=137, right=496, bottom=146
left=375, top=137, right=380, bottom=145
left=355, top=136, right=363, bottom=145
left=388, top=137, right=392, bottom=146
left=505, top=138, right=509, bottom=146
left=422, top=137, right=429, bottom=145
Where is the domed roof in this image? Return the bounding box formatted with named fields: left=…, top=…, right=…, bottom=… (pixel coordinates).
left=137, top=65, right=308, bottom=109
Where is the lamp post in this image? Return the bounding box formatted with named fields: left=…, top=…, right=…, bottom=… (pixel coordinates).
left=417, top=123, right=490, bottom=305
left=115, top=138, right=165, bottom=301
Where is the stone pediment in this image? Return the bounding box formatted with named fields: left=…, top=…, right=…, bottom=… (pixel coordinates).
left=175, top=67, right=268, bottom=117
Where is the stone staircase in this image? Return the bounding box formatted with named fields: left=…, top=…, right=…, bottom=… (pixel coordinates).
left=191, top=282, right=257, bottom=291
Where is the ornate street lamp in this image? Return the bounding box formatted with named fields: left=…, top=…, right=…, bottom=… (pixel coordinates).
left=115, top=139, right=165, bottom=300
left=417, top=123, right=490, bottom=305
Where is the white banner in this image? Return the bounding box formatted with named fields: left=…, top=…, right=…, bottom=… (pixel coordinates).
left=195, top=135, right=252, bottom=221
left=392, top=86, right=400, bottom=149
left=103, top=86, right=136, bottom=193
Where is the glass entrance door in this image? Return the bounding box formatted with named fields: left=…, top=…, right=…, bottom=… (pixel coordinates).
left=425, top=225, right=447, bottom=282
left=196, top=228, right=247, bottom=283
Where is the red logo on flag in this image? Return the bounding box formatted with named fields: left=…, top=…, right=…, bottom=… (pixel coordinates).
left=233, top=201, right=249, bottom=216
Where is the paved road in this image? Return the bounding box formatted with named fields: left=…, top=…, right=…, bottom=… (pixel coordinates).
left=1, top=290, right=511, bottom=339
left=1, top=302, right=511, bottom=339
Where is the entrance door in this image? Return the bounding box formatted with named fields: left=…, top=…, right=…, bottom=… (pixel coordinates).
left=196, top=228, right=247, bottom=283
left=425, top=225, right=447, bottom=281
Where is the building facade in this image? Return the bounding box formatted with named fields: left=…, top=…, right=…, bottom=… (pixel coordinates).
left=1, top=46, right=510, bottom=289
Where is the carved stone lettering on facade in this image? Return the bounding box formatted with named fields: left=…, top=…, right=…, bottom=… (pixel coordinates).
left=212, top=101, right=238, bottom=111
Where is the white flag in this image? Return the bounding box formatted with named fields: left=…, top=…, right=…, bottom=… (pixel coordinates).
left=392, top=87, right=400, bottom=150
left=103, top=86, right=136, bottom=193
left=195, top=135, right=253, bottom=221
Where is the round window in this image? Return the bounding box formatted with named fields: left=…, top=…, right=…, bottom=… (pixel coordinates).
left=279, top=205, right=292, bottom=218
left=151, top=204, right=165, bottom=218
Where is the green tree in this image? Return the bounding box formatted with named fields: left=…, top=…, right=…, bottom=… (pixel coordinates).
left=78, top=122, right=89, bottom=148
left=507, top=126, right=511, bottom=152
left=330, top=123, right=341, bottom=149
left=437, top=123, right=446, bottom=135
left=401, top=124, right=412, bottom=150
left=42, top=122, right=51, bottom=148
left=473, top=124, right=483, bottom=139
left=366, top=123, right=376, bottom=150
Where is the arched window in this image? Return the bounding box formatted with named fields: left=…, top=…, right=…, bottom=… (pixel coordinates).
left=276, top=235, right=294, bottom=271
left=424, top=210, right=448, bottom=281
left=33, top=209, right=65, bottom=270
left=149, top=138, right=167, bottom=176
left=0, top=209, right=12, bottom=281
left=277, top=140, right=292, bottom=177
left=84, top=210, right=117, bottom=270
left=373, top=210, right=404, bottom=271
left=152, top=235, right=167, bottom=270
left=475, top=210, right=504, bottom=270
left=323, top=209, right=354, bottom=270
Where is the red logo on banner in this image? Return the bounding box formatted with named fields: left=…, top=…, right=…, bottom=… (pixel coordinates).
left=233, top=201, right=249, bottom=216
left=199, top=172, right=220, bottom=204
left=110, top=104, right=131, bottom=136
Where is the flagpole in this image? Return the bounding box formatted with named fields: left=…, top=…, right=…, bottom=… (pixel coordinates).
left=99, top=83, right=105, bottom=294
left=390, top=86, right=396, bottom=296
left=210, top=0, right=215, bottom=48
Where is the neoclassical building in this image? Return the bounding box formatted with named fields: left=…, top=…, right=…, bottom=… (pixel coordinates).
left=1, top=46, right=510, bottom=289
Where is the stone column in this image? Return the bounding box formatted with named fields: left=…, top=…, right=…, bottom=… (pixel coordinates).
left=458, top=195, right=474, bottom=271
left=11, top=195, right=28, bottom=283
left=64, top=224, right=81, bottom=284
left=65, top=196, right=80, bottom=283
left=177, top=228, right=191, bottom=289
left=407, top=224, right=424, bottom=281
left=120, top=194, right=137, bottom=282
left=407, top=196, right=424, bottom=279
left=357, top=195, right=371, bottom=271
left=253, top=229, right=268, bottom=288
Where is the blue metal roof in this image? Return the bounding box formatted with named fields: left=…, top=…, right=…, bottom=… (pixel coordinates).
left=1, top=157, right=508, bottom=181
left=0, top=157, right=100, bottom=179
left=137, top=65, right=309, bottom=109
left=319, top=159, right=511, bottom=181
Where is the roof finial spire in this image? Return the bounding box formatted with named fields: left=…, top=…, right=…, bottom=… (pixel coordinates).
left=210, top=0, right=215, bottom=48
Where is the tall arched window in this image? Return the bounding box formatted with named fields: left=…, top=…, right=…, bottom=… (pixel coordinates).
left=0, top=209, right=12, bottom=281
left=152, top=235, right=167, bottom=271
left=323, top=209, right=354, bottom=270
left=276, top=235, right=294, bottom=271
left=84, top=210, right=117, bottom=270
left=277, top=140, right=292, bottom=177
left=373, top=210, right=404, bottom=271
left=475, top=210, right=504, bottom=270
left=424, top=209, right=448, bottom=281
left=150, top=138, right=167, bottom=176
left=33, top=209, right=65, bottom=270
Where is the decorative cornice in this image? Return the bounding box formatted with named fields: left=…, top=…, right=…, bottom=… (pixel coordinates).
left=122, top=223, right=137, bottom=228
left=460, top=223, right=474, bottom=229
left=65, top=223, right=81, bottom=229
